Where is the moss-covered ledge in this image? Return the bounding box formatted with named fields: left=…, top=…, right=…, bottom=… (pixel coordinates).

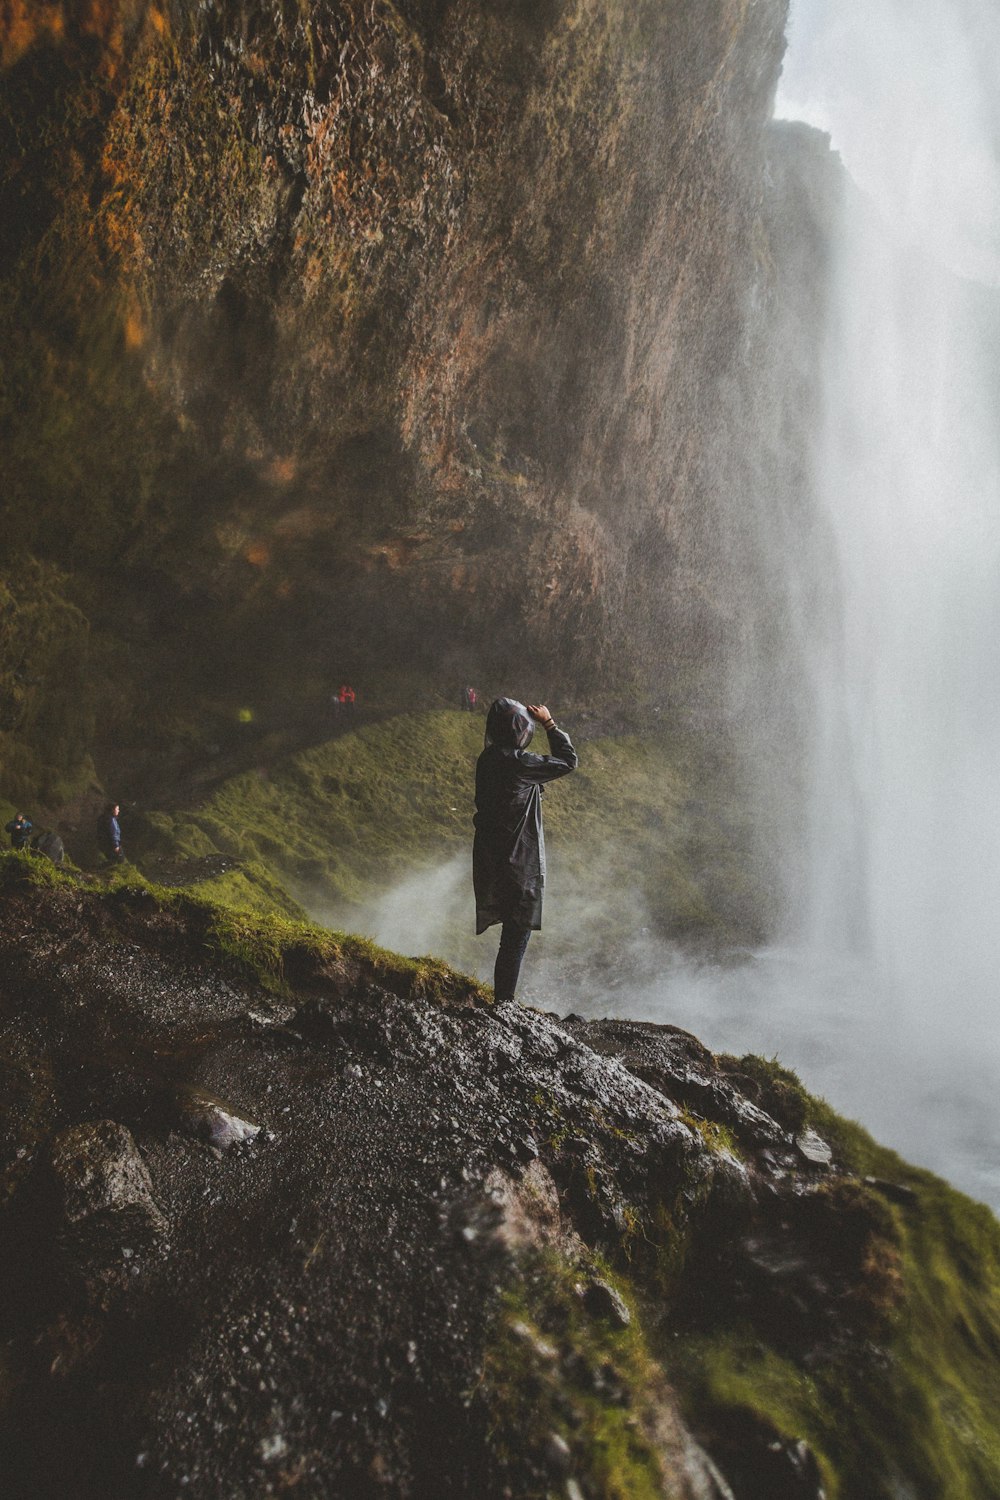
left=664, top=1057, right=1000, bottom=1499
left=0, top=848, right=490, bottom=1008
left=0, top=850, right=998, bottom=1498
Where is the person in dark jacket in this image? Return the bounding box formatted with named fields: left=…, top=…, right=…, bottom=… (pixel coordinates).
left=5, top=812, right=32, bottom=850
left=473, top=698, right=578, bottom=1003
left=98, top=802, right=124, bottom=863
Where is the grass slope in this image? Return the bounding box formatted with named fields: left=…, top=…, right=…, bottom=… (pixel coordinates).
left=140, top=709, right=767, bottom=965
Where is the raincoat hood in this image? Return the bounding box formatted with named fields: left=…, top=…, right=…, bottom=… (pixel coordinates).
left=485, top=697, right=534, bottom=750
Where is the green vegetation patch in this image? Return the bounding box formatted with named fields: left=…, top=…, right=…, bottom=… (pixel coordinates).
left=144, top=709, right=765, bottom=964
left=0, top=847, right=78, bottom=894
left=0, top=849, right=488, bottom=1010
left=144, top=710, right=483, bottom=914
left=669, top=1065, right=1000, bottom=1500
left=483, top=1249, right=680, bottom=1500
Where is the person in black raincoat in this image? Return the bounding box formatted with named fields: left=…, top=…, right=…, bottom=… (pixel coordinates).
left=474, top=698, right=578, bottom=1003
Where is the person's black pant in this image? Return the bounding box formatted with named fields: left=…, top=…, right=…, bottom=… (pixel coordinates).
left=493, top=922, right=532, bottom=1003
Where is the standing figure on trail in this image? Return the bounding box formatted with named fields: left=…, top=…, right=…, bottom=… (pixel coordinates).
left=98, top=802, right=124, bottom=864
left=473, top=698, right=577, bottom=1005
left=5, top=812, right=32, bottom=850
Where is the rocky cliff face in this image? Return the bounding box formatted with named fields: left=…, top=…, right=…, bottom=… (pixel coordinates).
left=1, top=854, right=999, bottom=1498
left=0, top=0, right=788, bottom=805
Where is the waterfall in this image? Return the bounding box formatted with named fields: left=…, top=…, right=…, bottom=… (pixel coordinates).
left=804, top=209, right=1000, bottom=1037
left=780, top=1, right=1000, bottom=1044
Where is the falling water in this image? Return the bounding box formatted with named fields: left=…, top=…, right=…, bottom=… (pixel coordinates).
left=770, top=0, right=1000, bottom=1198
left=315, top=4, right=1000, bottom=1206
left=804, top=208, right=1000, bottom=1019
left=549, top=3, right=1000, bottom=1206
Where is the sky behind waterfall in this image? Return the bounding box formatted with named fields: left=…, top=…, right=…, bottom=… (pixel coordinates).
left=776, top=0, right=1000, bottom=284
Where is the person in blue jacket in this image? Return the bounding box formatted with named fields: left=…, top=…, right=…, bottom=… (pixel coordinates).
left=98, top=802, right=124, bottom=863
left=5, top=812, right=32, bottom=850
left=473, top=698, right=578, bottom=1004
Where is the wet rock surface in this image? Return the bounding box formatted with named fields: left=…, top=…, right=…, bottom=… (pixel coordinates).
left=48, top=1119, right=167, bottom=1250
left=0, top=0, right=795, bottom=811
left=558, top=1015, right=791, bottom=1154
left=0, top=876, right=972, bottom=1498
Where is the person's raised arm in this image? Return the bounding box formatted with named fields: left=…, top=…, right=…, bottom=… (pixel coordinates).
left=520, top=704, right=578, bottom=782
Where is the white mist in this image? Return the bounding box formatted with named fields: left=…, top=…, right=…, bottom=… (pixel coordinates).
left=760, top=0, right=1000, bottom=1200
left=780, top=3, right=1000, bottom=1023
left=307, top=2, right=1000, bottom=1207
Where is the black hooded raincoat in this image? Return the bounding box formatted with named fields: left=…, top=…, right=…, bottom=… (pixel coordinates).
left=473, top=699, right=578, bottom=934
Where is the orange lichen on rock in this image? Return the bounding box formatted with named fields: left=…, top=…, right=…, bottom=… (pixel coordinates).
left=0, top=1, right=65, bottom=69
left=0, top=0, right=151, bottom=72
left=122, top=296, right=146, bottom=350
left=367, top=534, right=431, bottom=572
left=266, top=456, right=298, bottom=487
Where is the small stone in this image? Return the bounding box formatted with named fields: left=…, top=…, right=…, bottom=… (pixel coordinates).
left=259, top=1432, right=287, bottom=1463
left=794, top=1130, right=833, bottom=1167
left=544, top=1432, right=572, bottom=1473
left=864, top=1175, right=918, bottom=1207
left=172, top=1088, right=261, bottom=1151
left=581, top=1278, right=631, bottom=1329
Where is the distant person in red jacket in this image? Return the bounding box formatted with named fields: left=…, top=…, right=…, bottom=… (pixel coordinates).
left=462, top=685, right=478, bottom=712
left=338, top=684, right=356, bottom=710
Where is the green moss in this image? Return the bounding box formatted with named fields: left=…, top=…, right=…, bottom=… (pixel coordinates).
left=678, top=1111, right=741, bottom=1160
left=0, top=849, right=487, bottom=1012
left=180, top=860, right=308, bottom=921
left=717, top=1051, right=811, bottom=1134
left=483, top=1249, right=675, bottom=1499
left=144, top=709, right=764, bottom=962
left=668, top=1082, right=1000, bottom=1500
left=0, top=848, right=79, bottom=893
left=178, top=884, right=486, bottom=1005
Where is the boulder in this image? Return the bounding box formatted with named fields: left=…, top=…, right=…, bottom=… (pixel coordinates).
left=48, top=1120, right=166, bottom=1249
